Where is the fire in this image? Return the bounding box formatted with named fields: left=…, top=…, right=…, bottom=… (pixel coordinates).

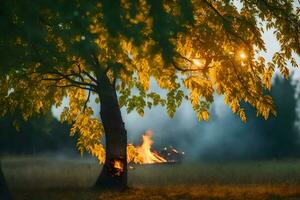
left=127, top=130, right=184, bottom=165
left=111, top=159, right=124, bottom=176
left=136, top=130, right=167, bottom=164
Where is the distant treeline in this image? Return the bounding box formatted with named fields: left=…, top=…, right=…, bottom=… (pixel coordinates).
left=206, top=76, right=300, bottom=160
left=157, top=76, right=300, bottom=160
left=242, top=76, right=300, bottom=159
left=1, top=76, right=300, bottom=160
left=0, top=112, right=76, bottom=154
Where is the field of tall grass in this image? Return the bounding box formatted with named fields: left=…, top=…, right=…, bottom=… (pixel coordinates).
left=2, top=156, right=300, bottom=200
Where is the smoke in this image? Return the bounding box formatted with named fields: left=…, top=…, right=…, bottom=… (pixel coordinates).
left=122, top=95, right=265, bottom=161
left=51, top=75, right=300, bottom=161
left=123, top=74, right=300, bottom=161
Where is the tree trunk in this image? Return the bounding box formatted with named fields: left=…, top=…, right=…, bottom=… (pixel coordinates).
left=0, top=162, right=12, bottom=200
left=94, top=74, right=127, bottom=190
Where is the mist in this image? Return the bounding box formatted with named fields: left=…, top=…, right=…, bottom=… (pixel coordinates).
left=46, top=74, right=300, bottom=161
left=123, top=96, right=263, bottom=160
left=122, top=75, right=300, bottom=161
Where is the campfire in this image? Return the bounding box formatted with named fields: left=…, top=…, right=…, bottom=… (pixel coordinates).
left=130, top=130, right=184, bottom=164
left=136, top=130, right=167, bottom=164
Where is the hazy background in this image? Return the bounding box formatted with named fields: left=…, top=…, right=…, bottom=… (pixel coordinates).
left=1, top=74, right=300, bottom=161
left=1, top=1, right=300, bottom=161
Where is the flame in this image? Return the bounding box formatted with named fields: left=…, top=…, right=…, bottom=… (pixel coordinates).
left=112, top=159, right=124, bottom=176
left=136, top=130, right=167, bottom=164
left=127, top=130, right=183, bottom=165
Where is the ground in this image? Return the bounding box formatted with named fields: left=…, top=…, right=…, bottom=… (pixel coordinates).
left=2, top=156, right=300, bottom=200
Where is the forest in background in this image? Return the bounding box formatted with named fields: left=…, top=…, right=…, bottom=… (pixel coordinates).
left=1, top=76, right=300, bottom=160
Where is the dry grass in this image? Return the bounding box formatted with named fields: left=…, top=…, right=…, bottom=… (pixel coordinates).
left=2, top=156, right=300, bottom=200
left=13, top=185, right=300, bottom=200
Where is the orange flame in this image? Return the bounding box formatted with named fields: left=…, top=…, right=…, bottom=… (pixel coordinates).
left=136, top=130, right=167, bottom=164
left=112, top=159, right=124, bottom=176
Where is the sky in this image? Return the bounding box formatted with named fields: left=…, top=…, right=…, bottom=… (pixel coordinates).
left=52, top=2, right=300, bottom=159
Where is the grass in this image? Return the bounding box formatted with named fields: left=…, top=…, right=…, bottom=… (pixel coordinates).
left=2, top=156, right=300, bottom=200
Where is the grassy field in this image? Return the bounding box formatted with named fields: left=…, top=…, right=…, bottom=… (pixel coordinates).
left=2, top=156, right=300, bottom=200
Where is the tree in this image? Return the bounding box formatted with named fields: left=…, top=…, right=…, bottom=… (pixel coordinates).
left=0, top=0, right=299, bottom=190
left=247, top=76, right=299, bottom=159
left=176, top=75, right=299, bottom=161
left=0, top=161, right=11, bottom=200
left=0, top=112, right=74, bottom=154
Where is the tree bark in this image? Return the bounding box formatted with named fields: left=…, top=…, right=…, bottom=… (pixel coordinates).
left=0, top=162, right=12, bottom=200
left=94, top=73, right=127, bottom=190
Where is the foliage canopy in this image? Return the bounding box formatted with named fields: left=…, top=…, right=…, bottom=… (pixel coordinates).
left=0, top=0, right=299, bottom=162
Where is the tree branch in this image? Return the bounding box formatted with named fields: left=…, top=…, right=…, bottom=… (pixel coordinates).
left=91, top=51, right=103, bottom=71
left=82, top=70, right=99, bottom=85
left=172, top=53, right=213, bottom=72
left=44, top=70, right=97, bottom=88
left=47, top=84, right=97, bottom=92
left=83, top=89, right=91, bottom=112
left=228, top=58, right=265, bottom=106
left=203, top=0, right=251, bottom=48
left=40, top=77, right=64, bottom=82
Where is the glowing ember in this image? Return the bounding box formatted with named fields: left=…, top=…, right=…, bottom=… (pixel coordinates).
left=136, top=130, right=167, bottom=164
left=112, top=159, right=124, bottom=176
